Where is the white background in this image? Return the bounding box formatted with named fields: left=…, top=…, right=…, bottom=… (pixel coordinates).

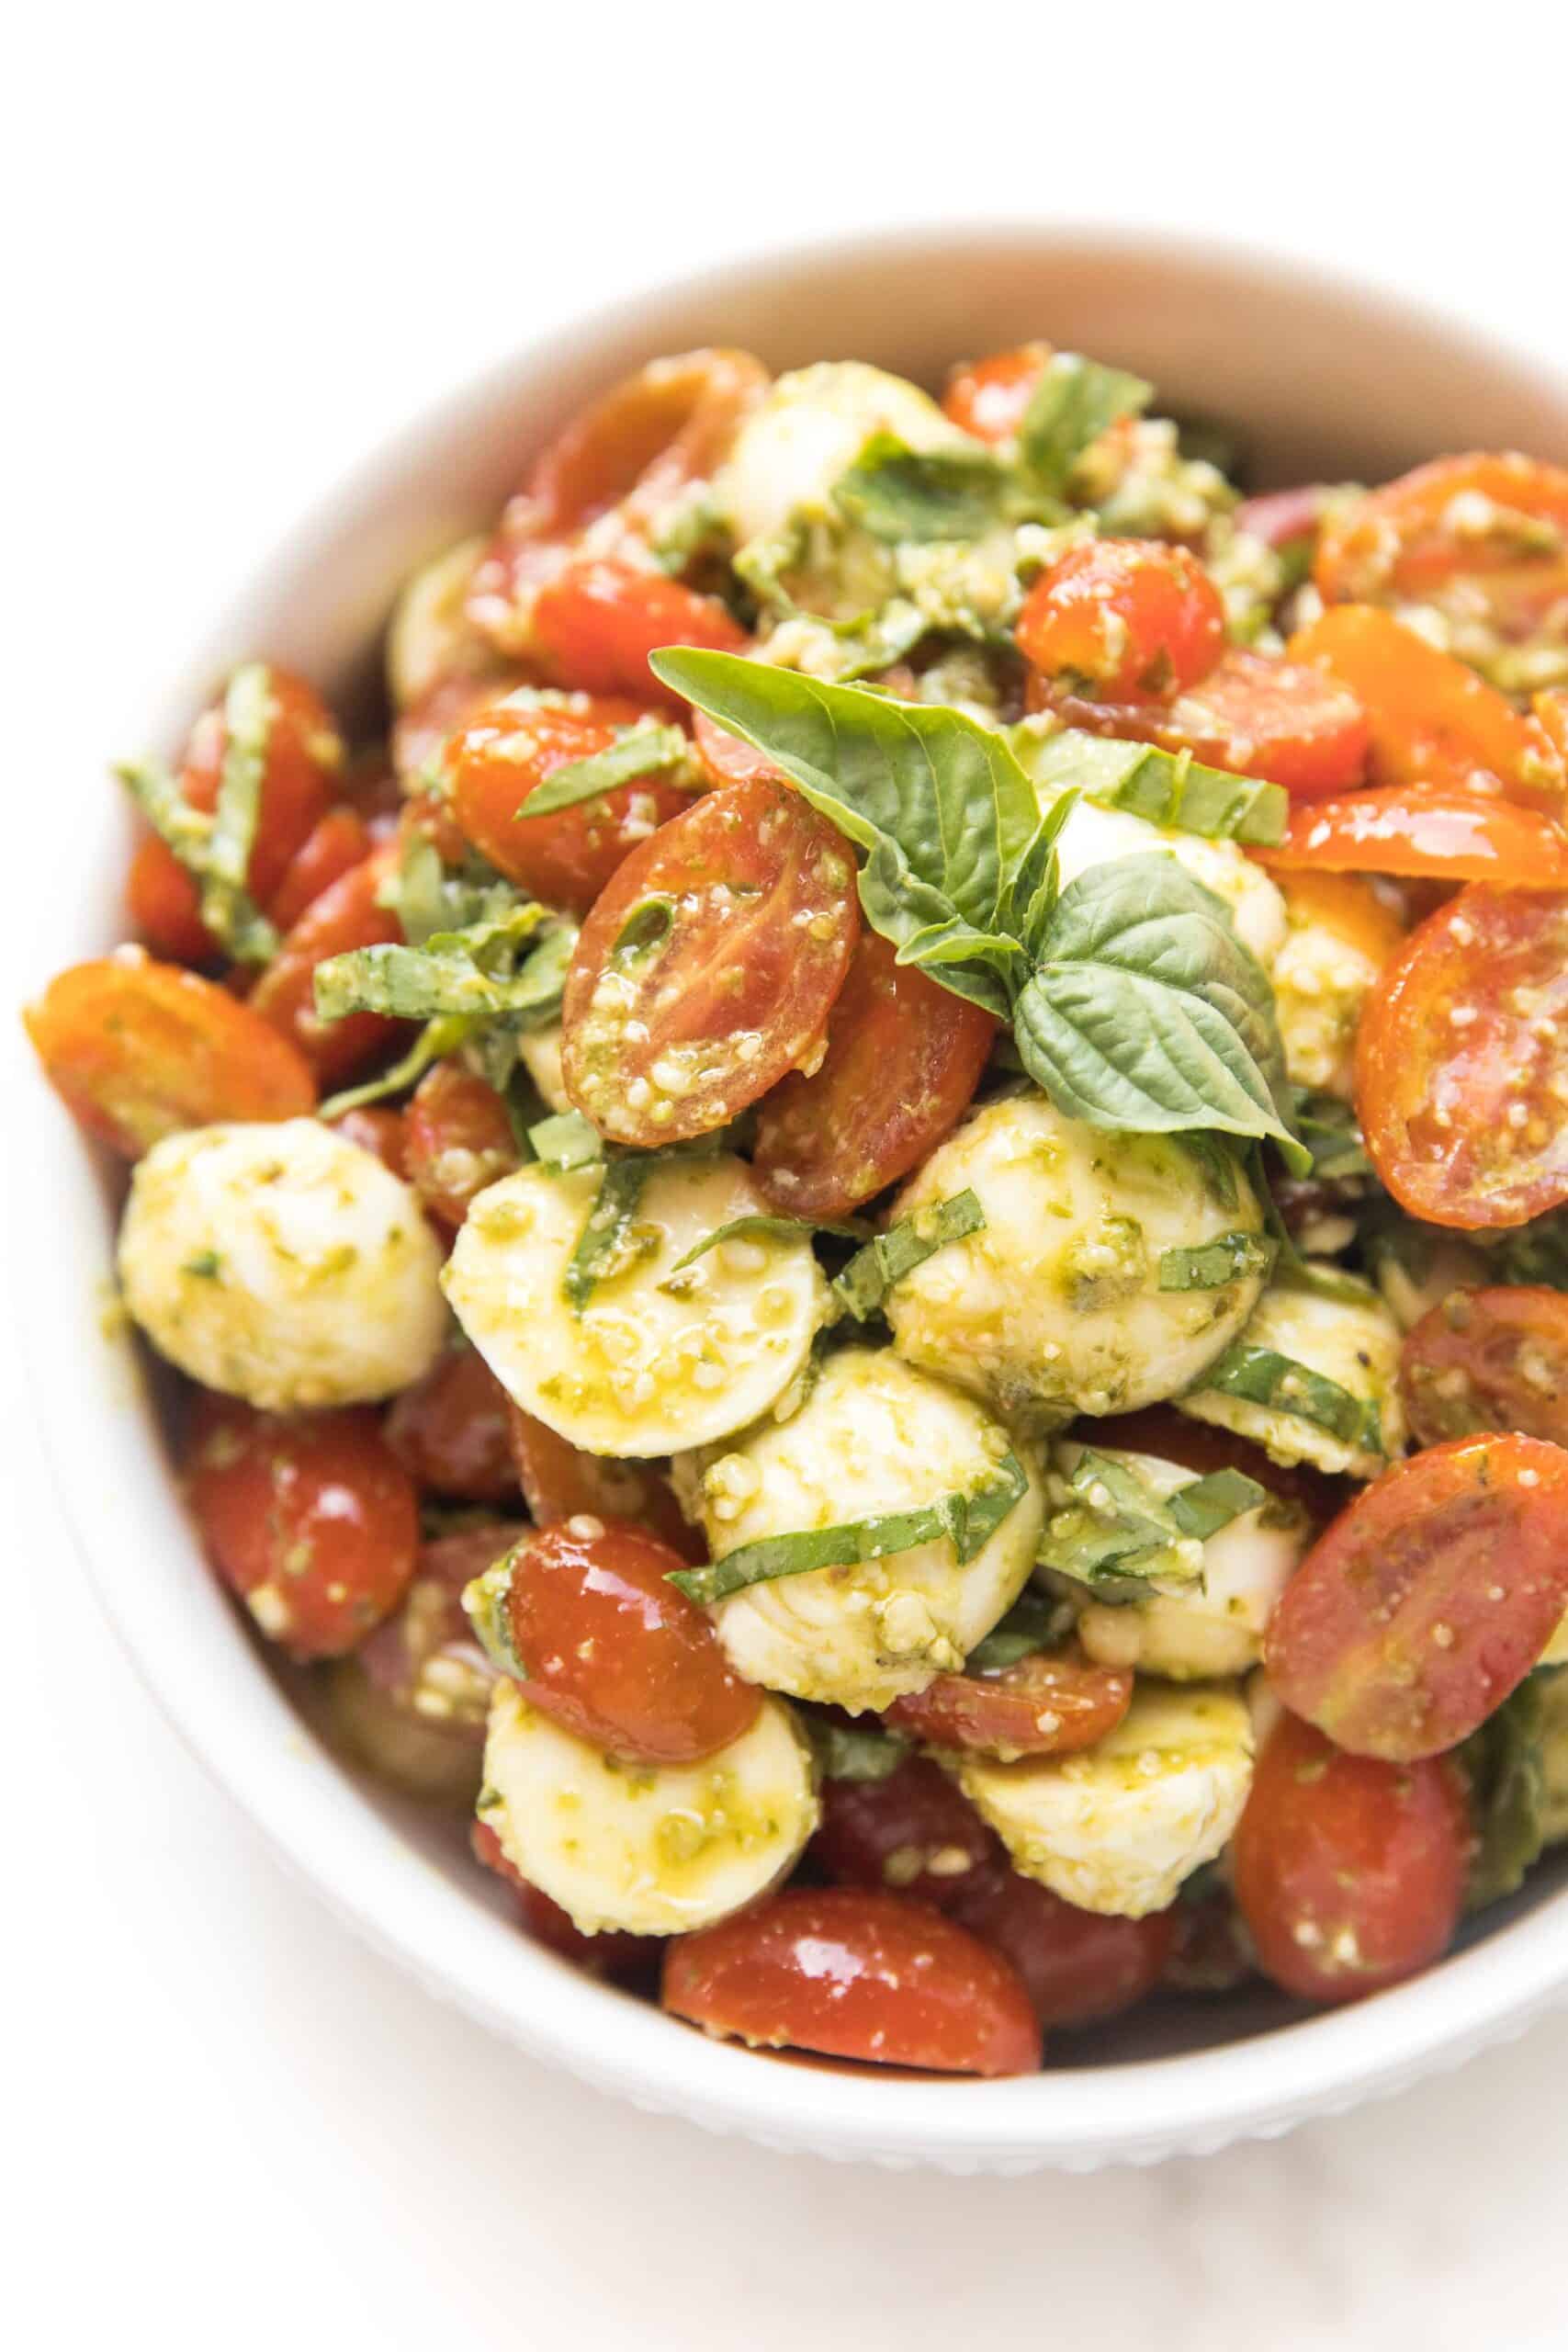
left=10, top=7, right=1568, bottom=2345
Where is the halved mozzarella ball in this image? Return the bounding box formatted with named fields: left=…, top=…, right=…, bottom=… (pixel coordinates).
left=442, top=1154, right=829, bottom=1457
left=716, top=362, right=973, bottom=547
left=1051, top=795, right=1288, bottom=970
left=951, top=1679, right=1255, bottom=1917
left=478, top=1681, right=818, bottom=1936
left=118, top=1117, right=447, bottom=1410
left=674, top=1347, right=1043, bottom=1714
left=1269, top=873, right=1404, bottom=1099
left=515, top=1024, right=570, bottom=1115
left=1177, top=1277, right=1404, bottom=1479
left=385, top=534, right=494, bottom=712
left=886, top=1092, right=1268, bottom=1429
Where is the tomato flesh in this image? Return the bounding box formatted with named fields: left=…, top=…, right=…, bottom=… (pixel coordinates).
left=814, top=1754, right=998, bottom=1908
left=1234, top=1713, right=1470, bottom=2003
left=472, top=1822, right=660, bottom=1980
left=1256, top=786, right=1568, bottom=886
left=1400, top=1285, right=1568, bottom=1450
left=1017, top=538, right=1226, bottom=701
left=884, top=1649, right=1131, bottom=1757
left=945, top=1858, right=1176, bottom=2029
left=751, top=928, right=994, bottom=1216
left=494, top=1518, right=759, bottom=1765
left=532, top=560, right=746, bottom=703
left=386, top=1345, right=519, bottom=1503
left=505, top=1402, right=702, bottom=1561
left=403, top=1061, right=520, bottom=1229
left=267, top=806, right=373, bottom=931
left=941, top=343, right=1053, bottom=444
left=662, top=1886, right=1040, bottom=2075
left=1033, top=646, right=1369, bottom=797
left=693, top=707, right=783, bottom=789
left=1265, top=1432, right=1568, bottom=1760
left=249, top=846, right=407, bottom=1086
left=185, top=1396, right=420, bottom=1661
left=561, top=776, right=859, bottom=1146
left=25, top=954, right=315, bottom=1156
left=1315, top=452, right=1568, bottom=641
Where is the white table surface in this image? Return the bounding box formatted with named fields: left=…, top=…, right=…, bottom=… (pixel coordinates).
left=12, top=9, right=1568, bottom=2344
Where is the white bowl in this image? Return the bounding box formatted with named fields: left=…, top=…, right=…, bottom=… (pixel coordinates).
left=22, top=226, right=1568, bottom=2173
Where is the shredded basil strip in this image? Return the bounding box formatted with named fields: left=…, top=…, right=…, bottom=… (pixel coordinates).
left=115, top=756, right=279, bottom=964
left=667, top=1213, right=867, bottom=1276
left=1041, top=1448, right=1266, bottom=1590
left=313, top=910, right=572, bottom=1026
left=1159, top=1231, right=1277, bottom=1292
left=833, top=1192, right=986, bottom=1321
left=669, top=1451, right=1031, bottom=1606
left=1291, top=1089, right=1373, bottom=1182
left=1005, top=723, right=1288, bottom=848
left=316, top=1013, right=475, bottom=1121
left=518, top=722, right=692, bottom=818
left=461, top=1555, right=530, bottom=1681
left=528, top=1109, right=604, bottom=1172
left=563, top=1158, right=651, bottom=1312
left=803, top=1715, right=912, bottom=1783
left=1461, top=1678, right=1548, bottom=1911
left=1017, top=354, right=1152, bottom=492
left=1191, top=1343, right=1385, bottom=1453
left=964, top=1589, right=1075, bottom=1674
left=205, top=663, right=274, bottom=891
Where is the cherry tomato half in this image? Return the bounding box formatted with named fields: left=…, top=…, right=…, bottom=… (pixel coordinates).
left=561, top=776, right=860, bottom=1147
left=471, top=1822, right=660, bottom=1981
left=1315, top=452, right=1568, bottom=642
left=185, top=1396, right=420, bottom=1660
left=662, top=1887, right=1040, bottom=2075
left=1017, top=539, right=1226, bottom=702
left=267, top=805, right=374, bottom=931
left=491, top=1518, right=759, bottom=1765
left=884, top=1649, right=1132, bottom=1758
left=125, top=833, right=219, bottom=966
left=249, top=846, right=407, bottom=1086
left=814, top=1754, right=998, bottom=1908
left=505, top=1402, right=702, bottom=1561
left=1234, top=1713, right=1470, bottom=2003
left=25, top=954, right=316, bottom=1156
left=693, top=707, right=784, bottom=789
left=1400, top=1286, right=1568, bottom=1451
left=945, top=1857, right=1176, bottom=2029
left=532, top=559, right=747, bottom=703
left=386, top=1344, right=519, bottom=1502
left=751, top=928, right=994, bottom=1217
left=326, top=1103, right=408, bottom=1180
left=1355, top=885, right=1568, bottom=1228
left=1255, top=786, right=1568, bottom=887
left=941, top=343, right=1054, bottom=444
left=403, top=1061, right=520, bottom=1229
left=1265, top=1432, right=1568, bottom=1760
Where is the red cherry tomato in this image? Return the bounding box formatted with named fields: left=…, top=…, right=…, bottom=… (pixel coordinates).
left=267, top=806, right=374, bottom=931
left=662, top=1887, right=1040, bottom=2075
left=1400, top=1286, right=1568, bottom=1450
left=1017, top=539, right=1226, bottom=702
left=751, top=928, right=995, bottom=1217
left=941, top=343, right=1054, bottom=444
left=1234, top=1713, right=1470, bottom=2003
left=693, top=707, right=784, bottom=788
left=249, top=845, right=407, bottom=1086
left=386, top=1345, right=519, bottom=1502
left=184, top=1396, right=420, bottom=1661
left=532, top=559, right=746, bottom=703
left=505, top=1401, right=702, bottom=1561
left=813, top=1754, right=998, bottom=1908
left=1315, top=452, right=1568, bottom=642
left=492, top=1518, right=760, bottom=1765
left=403, top=1061, right=520, bottom=1229
left=1036, top=646, right=1369, bottom=798
left=325, top=1103, right=408, bottom=1180
left=445, top=689, right=693, bottom=916
left=25, top=954, right=316, bottom=1156
left=945, top=1858, right=1176, bottom=2029
left=125, top=833, right=218, bottom=965
left=1355, top=885, right=1568, bottom=1228
left=1265, top=1432, right=1568, bottom=1760
left=885, top=1649, right=1132, bottom=1757
left=561, top=776, right=859, bottom=1146
left=1255, top=786, right=1568, bottom=886
left=471, top=1823, right=660, bottom=1981
left=177, top=665, right=344, bottom=905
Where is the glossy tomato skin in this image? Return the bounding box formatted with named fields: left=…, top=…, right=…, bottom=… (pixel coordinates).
left=494, top=1518, right=760, bottom=1765
left=885, top=1650, right=1132, bottom=1757
left=561, top=776, right=860, bottom=1147
left=25, top=954, right=316, bottom=1156
left=751, top=928, right=995, bottom=1217
left=662, top=1886, right=1040, bottom=2075
left=1315, top=452, right=1568, bottom=639
left=1234, top=1713, right=1470, bottom=2004
left=1265, top=1433, right=1568, bottom=1760
left=445, top=690, right=691, bottom=915
left=403, top=1062, right=520, bottom=1228
left=249, top=846, right=406, bottom=1086
left=532, top=560, right=746, bottom=702
left=326, top=1103, right=408, bottom=1180
left=1400, top=1286, right=1568, bottom=1450
left=267, top=806, right=373, bottom=930
left=942, top=343, right=1053, bottom=443
left=1017, top=539, right=1226, bottom=701
left=1356, top=885, right=1568, bottom=1228
left=471, top=1822, right=660, bottom=1980
left=184, top=1396, right=420, bottom=1660
left=126, top=833, right=218, bottom=966
left=505, top=1402, right=702, bottom=1560
left=814, top=1754, right=998, bottom=1908
left=945, top=1858, right=1176, bottom=2029
left=386, top=1345, right=518, bottom=1502
left=177, top=666, right=344, bottom=906
left=1257, top=786, right=1568, bottom=887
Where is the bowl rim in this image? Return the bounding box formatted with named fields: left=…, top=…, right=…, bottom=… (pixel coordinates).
left=22, top=218, right=1568, bottom=2171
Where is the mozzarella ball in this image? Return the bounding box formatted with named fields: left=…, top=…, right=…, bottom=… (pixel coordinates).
left=515, top=1024, right=570, bottom=1115
left=1269, top=873, right=1404, bottom=1100
left=886, top=1092, right=1268, bottom=1429
left=716, top=361, right=972, bottom=547
left=118, top=1118, right=447, bottom=1409
left=442, top=1154, right=829, bottom=1458
left=385, top=534, right=494, bottom=712
left=478, top=1681, right=818, bottom=1936
left=952, top=1679, right=1255, bottom=1917
left=674, top=1347, right=1043, bottom=1714
left=1177, top=1276, right=1405, bottom=1478
left=1053, top=794, right=1288, bottom=971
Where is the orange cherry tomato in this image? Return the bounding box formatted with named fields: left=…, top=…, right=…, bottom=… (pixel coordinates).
left=491, top=1518, right=760, bottom=1766
left=267, top=805, right=373, bottom=931
left=385, top=1345, right=519, bottom=1503
left=813, top=1754, right=998, bottom=1908
left=1400, top=1285, right=1568, bottom=1450
left=125, top=833, right=219, bottom=966
left=1034, top=646, right=1369, bottom=797
left=1017, top=539, right=1226, bottom=702
left=662, top=1887, right=1041, bottom=2075
left=505, top=1401, right=702, bottom=1561
left=1234, top=1713, right=1470, bottom=2004
left=445, top=689, right=693, bottom=916
left=1087, top=1405, right=1349, bottom=1529
left=1265, top=1432, right=1568, bottom=1761
left=1315, top=452, right=1568, bottom=641
left=561, top=776, right=859, bottom=1147
left=325, top=1103, right=408, bottom=1180
left=1356, top=885, right=1568, bottom=1228
left=693, top=707, right=783, bottom=788
left=390, top=664, right=530, bottom=786
left=751, top=929, right=995, bottom=1217
left=178, top=665, right=343, bottom=906
left=885, top=1649, right=1132, bottom=1757
left=532, top=558, right=747, bottom=703
left=355, top=1520, right=514, bottom=1741
left=403, top=1061, right=519, bottom=1229
left=25, top=954, right=316, bottom=1156
left=941, top=342, right=1054, bottom=444
left=184, top=1396, right=420, bottom=1661
left=1255, top=786, right=1568, bottom=886
left=471, top=1822, right=661, bottom=1980
left=945, top=1857, right=1176, bottom=2029
left=249, top=845, right=407, bottom=1086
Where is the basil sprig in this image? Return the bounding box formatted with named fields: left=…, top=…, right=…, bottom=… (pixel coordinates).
left=1041, top=1447, right=1266, bottom=1591
left=669, top=1450, right=1031, bottom=1606
left=1189, top=1343, right=1385, bottom=1453
left=833, top=1192, right=986, bottom=1320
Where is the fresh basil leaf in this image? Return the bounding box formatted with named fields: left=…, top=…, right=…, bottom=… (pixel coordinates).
left=461, top=1555, right=530, bottom=1681
left=115, top=756, right=279, bottom=965
left=964, top=1588, right=1076, bottom=1674
left=1159, top=1231, right=1277, bottom=1292
left=1018, top=355, right=1152, bottom=493
left=317, top=1013, right=474, bottom=1122
left=802, top=1714, right=913, bottom=1782
left=1190, top=1341, right=1385, bottom=1453
left=517, top=722, right=692, bottom=818
left=1461, top=1678, right=1547, bottom=1911
left=1006, top=722, right=1287, bottom=847
left=666, top=1213, right=867, bottom=1278
left=562, top=1157, right=651, bottom=1312
left=1167, top=1465, right=1269, bottom=1542
left=669, top=1451, right=1031, bottom=1605
left=833, top=1192, right=986, bottom=1321
left=834, top=431, right=1065, bottom=544
left=527, top=1109, right=604, bottom=1172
